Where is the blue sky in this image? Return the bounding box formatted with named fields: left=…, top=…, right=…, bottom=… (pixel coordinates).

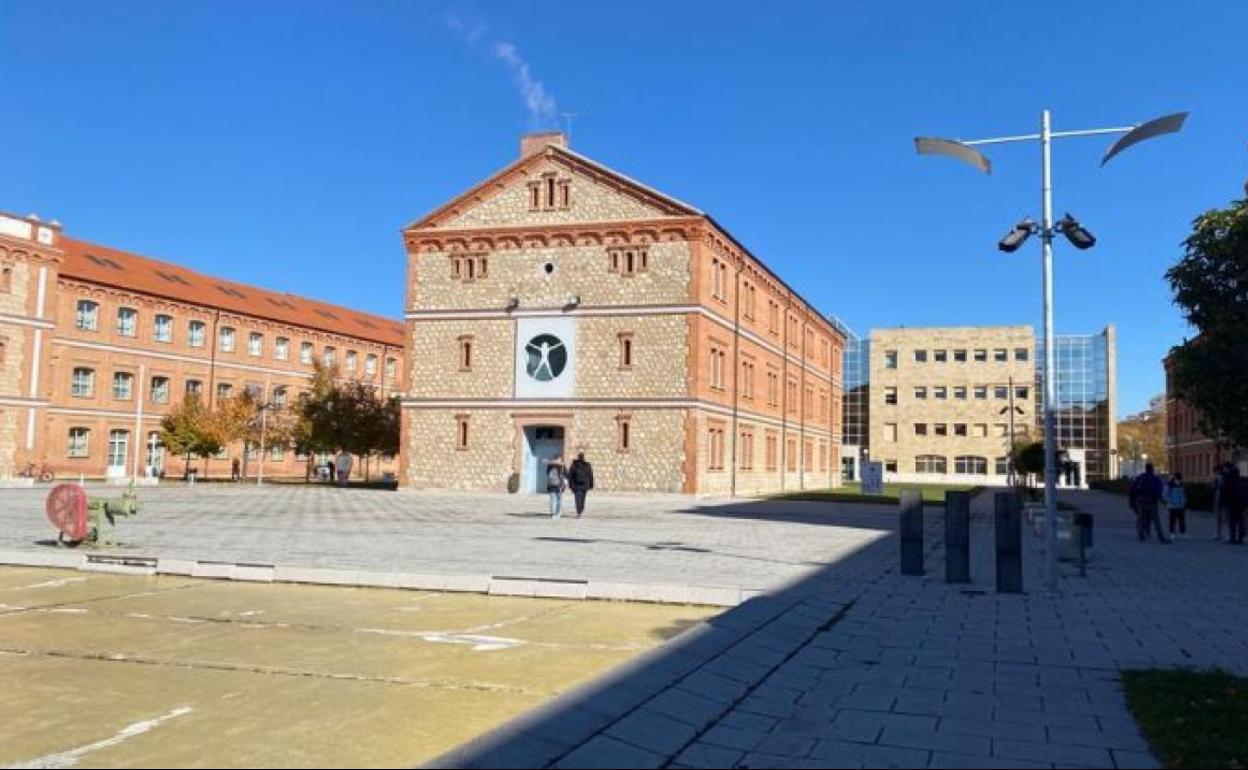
left=3, top=1, right=1245, bottom=416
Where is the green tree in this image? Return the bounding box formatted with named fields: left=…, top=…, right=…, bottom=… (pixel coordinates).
left=1166, top=199, right=1248, bottom=449
left=159, top=394, right=223, bottom=479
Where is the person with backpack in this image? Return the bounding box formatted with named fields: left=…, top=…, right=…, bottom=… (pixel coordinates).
left=1165, top=473, right=1188, bottom=539
left=546, top=457, right=567, bottom=520
left=1129, top=463, right=1169, bottom=544
left=567, top=452, right=595, bottom=518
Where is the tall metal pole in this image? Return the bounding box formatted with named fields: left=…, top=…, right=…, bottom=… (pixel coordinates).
left=1040, top=109, right=1059, bottom=594
left=258, top=406, right=269, bottom=487
left=1007, top=375, right=1017, bottom=487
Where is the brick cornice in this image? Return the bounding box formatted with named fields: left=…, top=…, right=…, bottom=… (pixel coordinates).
left=404, top=217, right=704, bottom=254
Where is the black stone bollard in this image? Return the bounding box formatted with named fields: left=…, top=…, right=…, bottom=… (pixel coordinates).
left=995, top=492, right=1023, bottom=594
left=900, top=491, right=924, bottom=576
left=945, top=491, right=971, bottom=584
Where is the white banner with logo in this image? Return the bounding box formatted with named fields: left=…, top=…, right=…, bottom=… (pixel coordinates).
left=515, top=317, right=577, bottom=398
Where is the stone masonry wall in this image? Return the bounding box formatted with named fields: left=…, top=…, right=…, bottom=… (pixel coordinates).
left=575, top=315, right=689, bottom=399
left=408, top=319, right=513, bottom=399
left=405, top=409, right=515, bottom=491
left=413, top=241, right=692, bottom=312
left=569, top=408, right=686, bottom=493
left=0, top=258, right=30, bottom=316
left=441, top=157, right=676, bottom=230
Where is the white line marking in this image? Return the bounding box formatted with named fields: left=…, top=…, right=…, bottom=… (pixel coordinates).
left=7, top=578, right=90, bottom=591
left=9, top=706, right=192, bottom=768
left=354, top=628, right=525, bottom=652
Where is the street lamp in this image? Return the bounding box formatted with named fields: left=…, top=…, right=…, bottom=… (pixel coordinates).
left=916, top=109, right=1186, bottom=594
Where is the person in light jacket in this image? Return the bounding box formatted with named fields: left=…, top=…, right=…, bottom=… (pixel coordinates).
left=1165, top=473, right=1188, bottom=539
left=546, top=457, right=567, bottom=520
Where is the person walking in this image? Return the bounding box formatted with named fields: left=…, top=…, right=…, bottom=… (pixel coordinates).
left=335, top=451, right=353, bottom=486
left=1226, top=465, right=1247, bottom=546
left=231, top=457, right=241, bottom=482
left=567, top=452, right=595, bottom=518
left=546, top=457, right=567, bottom=520
left=1129, top=463, right=1169, bottom=544
left=1165, top=473, right=1188, bottom=539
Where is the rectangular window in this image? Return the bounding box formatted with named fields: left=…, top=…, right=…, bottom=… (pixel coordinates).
left=323, top=347, right=336, bottom=366
left=275, top=337, right=290, bottom=361
left=68, top=428, right=90, bottom=458
left=786, top=438, right=797, bottom=472
left=346, top=351, right=358, bottom=373
left=787, top=379, right=798, bottom=413
left=739, top=430, right=754, bottom=470
left=455, top=416, right=469, bottom=450
left=973, top=423, right=988, bottom=438
left=1015, top=386, right=1029, bottom=400
left=933, top=386, right=947, bottom=400
left=885, top=423, right=898, bottom=442
left=934, top=423, right=948, bottom=437
left=117, top=307, right=137, bottom=337
left=974, top=349, right=988, bottom=362
left=994, top=348, right=1009, bottom=362
left=188, top=321, right=206, bottom=348
left=885, top=460, right=898, bottom=473
left=767, top=370, right=779, bottom=407
left=249, top=332, right=263, bottom=357
left=270, top=445, right=286, bottom=461
left=914, top=386, right=928, bottom=400
left=75, top=300, right=99, bottom=332
left=154, top=315, right=173, bottom=343
left=217, top=383, right=233, bottom=401
left=301, top=342, right=314, bottom=365
left=974, top=386, right=988, bottom=400
left=107, top=430, right=130, bottom=469
left=1015, top=347, right=1029, bottom=362
left=884, top=350, right=898, bottom=369
left=459, top=336, right=473, bottom=371
left=609, top=247, right=649, bottom=276
left=765, top=433, right=778, bottom=471
left=708, top=425, right=726, bottom=471
left=365, top=354, right=378, bottom=376
left=219, top=327, right=236, bottom=353
left=915, top=423, right=928, bottom=436
left=112, top=372, right=133, bottom=400
left=741, top=360, right=755, bottom=399
left=994, top=385, right=1009, bottom=400
left=0, top=263, right=10, bottom=294
left=914, top=349, right=928, bottom=363
left=954, top=386, right=968, bottom=400
left=710, top=345, right=725, bottom=390
left=617, top=416, right=632, bottom=453
left=711, top=258, right=726, bottom=301
left=151, top=376, right=170, bottom=404
left=933, top=349, right=947, bottom=363
left=884, top=387, right=898, bottom=406
left=954, top=349, right=967, bottom=362
left=273, top=387, right=288, bottom=407
left=186, top=380, right=203, bottom=396
left=995, top=424, right=1009, bottom=438
left=386, top=358, right=398, bottom=381
left=619, top=333, right=634, bottom=370
left=954, top=423, right=968, bottom=437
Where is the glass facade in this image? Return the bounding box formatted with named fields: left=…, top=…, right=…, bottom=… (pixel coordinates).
left=1036, top=331, right=1114, bottom=483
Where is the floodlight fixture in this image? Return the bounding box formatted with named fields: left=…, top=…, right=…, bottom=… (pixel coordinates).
left=1057, top=214, right=1096, bottom=250
left=998, top=218, right=1038, bottom=253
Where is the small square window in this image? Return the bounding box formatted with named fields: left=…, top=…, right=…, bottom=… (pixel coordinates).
left=915, top=423, right=928, bottom=436
left=914, top=350, right=928, bottom=363
left=934, top=423, right=948, bottom=436
left=914, top=386, right=928, bottom=400
left=934, top=386, right=947, bottom=400
left=995, top=385, right=1009, bottom=399
left=994, top=349, right=1009, bottom=362
left=1015, top=347, right=1030, bottom=362
left=974, top=349, right=988, bottom=362
left=884, top=350, right=898, bottom=369
left=954, top=349, right=967, bottom=362
left=954, top=386, right=967, bottom=400
left=884, top=387, right=898, bottom=406
left=974, top=386, right=988, bottom=400
left=1015, top=386, right=1029, bottom=400
left=954, top=423, right=968, bottom=437
left=933, top=350, right=947, bottom=363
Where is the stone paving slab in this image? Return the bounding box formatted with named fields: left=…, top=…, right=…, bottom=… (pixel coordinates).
left=0, top=485, right=895, bottom=606
left=431, top=489, right=1248, bottom=769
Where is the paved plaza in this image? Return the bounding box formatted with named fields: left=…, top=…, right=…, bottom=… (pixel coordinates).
left=0, top=485, right=894, bottom=605
left=437, top=490, right=1248, bottom=769
left=0, top=566, right=713, bottom=768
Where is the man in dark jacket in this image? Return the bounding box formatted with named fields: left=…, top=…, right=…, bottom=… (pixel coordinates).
left=567, top=453, right=595, bottom=518
left=1224, top=464, right=1246, bottom=545
left=1130, top=463, right=1169, bottom=544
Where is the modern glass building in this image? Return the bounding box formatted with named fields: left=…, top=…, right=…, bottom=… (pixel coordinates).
left=1035, top=327, right=1118, bottom=483
left=840, top=324, right=1117, bottom=485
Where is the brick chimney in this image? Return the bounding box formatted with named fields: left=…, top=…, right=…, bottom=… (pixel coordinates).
left=520, top=131, right=567, bottom=158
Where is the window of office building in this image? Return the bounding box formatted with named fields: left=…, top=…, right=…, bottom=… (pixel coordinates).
left=1015, top=386, right=1029, bottom=400
left=974, top=386, right=988, bottom=400
left=974, top=349, right=987, bottom=362
left=914, top=386, right=928, bottom=400
left=386, top=358, right=398, bottom=381
left=154, top=315, right=173, bottom=343
left=916, top=455, right=947, bottom=474
left=915, top=423, right=928, bottom=436
left=217, top=383, right=233, bottom=401
left=884, top=350, right=898, bottom=369
left=107, top=430, right=130, bottom=469
left=954, top=423, right=968, bottom=437
left=619, top=333, right=634, bottom=370
left=934, top=386, right=947, bottom=400
left=708, top=424, right=726, bottom=470
left=189, top=321, right=206, bottom=348
left=884, top=387, right=898, bottom=406
left=955, top=455, right=988, bottom=475
left=323, top=346, right=336, bottom=366
left=954, top=349, right=967, bottom=362
left=885, top=423, right=898, bottom=442
left=914, top=349, right=928, bottom=363
left=1015, top=347, right=1029, bottom=362
left=68, top=428, right=90, bottom=458
left=186, top=380, right=203, bottom=397
left=974, top=423, right=988, bottom=437
left=954, top=386, right=967, bottom=400
left=994, top=349, right=1009, bottom=362
left=275, top=337, right=290, bottom=361
left=365, top=354, right=378, bottom=376
left=934, top=423, right=948, bottom=437
left=934, top=349, right=947, bottom=363
left=765, top=432, right=778, bottom=471
left=301, top=342, right=314, bottom=365
left=273, top=387, right=288, bottom=407
left=995, top=385, right=1009, bottom=399
left=112, top=372, right=133, bottom=400
left=346, top=351, right=358, bottom=372
left=76, top=300, right=99, bottom=332
left=219, top=327, right=236, bottom=353
left=617, top=416, right=632, bottom=453
left=995, top=457, right=1012, bottom=476
left=117, top=307, right=137, bottom=337
left=249, top=333, right=263, bottom=357
left=151, top=376, right=170, bottom=404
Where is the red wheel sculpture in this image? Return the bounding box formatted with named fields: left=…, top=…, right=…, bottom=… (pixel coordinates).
left=45, top=484, right=88, bottom=543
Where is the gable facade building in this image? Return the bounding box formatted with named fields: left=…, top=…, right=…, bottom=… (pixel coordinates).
left=0, top=211, right=404, bottom=483
left=399, top=133, right=845, bottom=495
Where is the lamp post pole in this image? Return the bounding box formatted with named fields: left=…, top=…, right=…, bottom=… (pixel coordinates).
left=916, top=109, right=1187, bottom=595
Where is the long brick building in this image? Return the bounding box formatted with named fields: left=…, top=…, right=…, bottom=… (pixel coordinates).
left=0, top=211, right=404, bottom=482
left=399, top=133, right=844, bottom=494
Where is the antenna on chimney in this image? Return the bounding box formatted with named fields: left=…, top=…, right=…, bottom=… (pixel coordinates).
left=560, top=112, right=583, bottom=144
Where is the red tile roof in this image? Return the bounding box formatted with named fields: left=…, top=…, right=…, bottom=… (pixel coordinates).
left=58, top=236, right=405, bottom=348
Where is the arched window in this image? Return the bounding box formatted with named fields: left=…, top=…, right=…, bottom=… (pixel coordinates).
left=955, top=455, right=989, bottom=475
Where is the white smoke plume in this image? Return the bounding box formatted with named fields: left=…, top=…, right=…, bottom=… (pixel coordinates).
left=444, top=12, right=559, bottom=128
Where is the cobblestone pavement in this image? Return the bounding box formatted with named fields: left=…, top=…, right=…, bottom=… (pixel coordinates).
left=437, top=490, right=1248, bottom=769
left=0, top=485, right=893, bottom=603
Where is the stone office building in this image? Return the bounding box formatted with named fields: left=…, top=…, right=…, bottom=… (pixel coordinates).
left=0, top=210, right=404, bottom=482
left=399, top=133, right=845, bottom=495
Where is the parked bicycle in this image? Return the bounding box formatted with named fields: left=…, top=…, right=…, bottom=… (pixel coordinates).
left=17, top=460, right=54, bottom=482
